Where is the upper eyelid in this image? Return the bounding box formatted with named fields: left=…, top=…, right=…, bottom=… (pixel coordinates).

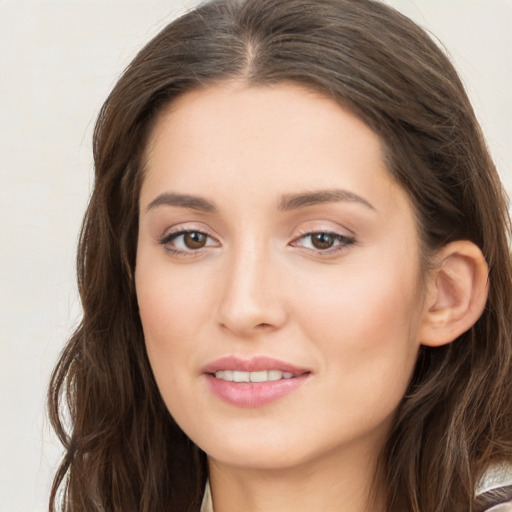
left=291, top=217, right=355, bottom=233
left=159, top=224, right=217, bottom=239
left=160, top=229, right=219, bottom=244
left=292, top=231, right=355, bottom=244
left=159, top=228, right=352, bottom=239
left=292, top=225, right=355, bottom=239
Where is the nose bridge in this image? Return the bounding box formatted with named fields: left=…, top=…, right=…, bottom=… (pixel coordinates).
left=217, top=236, right=285, bottom=335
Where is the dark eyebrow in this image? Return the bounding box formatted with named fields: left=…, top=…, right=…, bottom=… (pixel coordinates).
left=145, top=193, right=217, bottom=213
left=278, top=189, right=375, bottom=211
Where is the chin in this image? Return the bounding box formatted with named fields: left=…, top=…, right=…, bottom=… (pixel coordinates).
left=206, top=443, right=312, bottom=471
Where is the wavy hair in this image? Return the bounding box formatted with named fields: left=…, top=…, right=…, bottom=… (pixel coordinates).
left=48, top=0, right=512, bottom=510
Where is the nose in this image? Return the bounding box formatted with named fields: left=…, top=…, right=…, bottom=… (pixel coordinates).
left=216, top=242, right=287, bottom=337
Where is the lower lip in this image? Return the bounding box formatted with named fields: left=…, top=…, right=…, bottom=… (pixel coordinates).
left=205, top=374, right=309, bottom=408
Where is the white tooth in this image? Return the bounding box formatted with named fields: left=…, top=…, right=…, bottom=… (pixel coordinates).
left=249, top=370, right=268, bottom=383
left=233, top=371, right=250, bottom=382
left=215, top=369, right=295, bottom=382
left=268, top=370, right=283, bottom=381
left=214, top=370, right=234, bottom=381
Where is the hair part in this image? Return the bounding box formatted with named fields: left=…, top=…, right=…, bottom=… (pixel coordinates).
left=49, top=1, right=512, bottom=511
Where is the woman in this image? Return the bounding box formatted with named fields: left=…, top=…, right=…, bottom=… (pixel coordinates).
left=48, top=0, right=512, bottom=510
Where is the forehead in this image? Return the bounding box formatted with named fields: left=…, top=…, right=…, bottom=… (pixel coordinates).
left=141, top=81, right=405, bottom=216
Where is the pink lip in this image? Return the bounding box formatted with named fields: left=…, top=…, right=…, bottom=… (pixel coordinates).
left=202, top=356, right=308, bottom=374
left=203, top=356, right=311, bottom=408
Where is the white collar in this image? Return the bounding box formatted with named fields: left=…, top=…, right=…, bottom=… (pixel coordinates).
left=200, top=480, right=214, bottom=512
left=476, top=463, right=512, bottom=496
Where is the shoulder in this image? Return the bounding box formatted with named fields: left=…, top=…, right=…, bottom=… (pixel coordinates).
left=475, top=463, right=512, bottom=512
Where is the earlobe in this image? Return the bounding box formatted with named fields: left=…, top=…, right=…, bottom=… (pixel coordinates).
left=419, top=241, right=489, bottom=347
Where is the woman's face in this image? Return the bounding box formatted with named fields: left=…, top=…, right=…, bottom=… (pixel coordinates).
left=136, top=82, right=427, bottom=471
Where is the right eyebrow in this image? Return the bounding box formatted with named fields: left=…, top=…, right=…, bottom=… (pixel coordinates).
left=145, top=192, right=217, bottom=213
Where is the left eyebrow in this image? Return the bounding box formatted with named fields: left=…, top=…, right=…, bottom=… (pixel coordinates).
left=145, top=192, right=217, bottom=213
left=278, top=189, right=375, bottom=211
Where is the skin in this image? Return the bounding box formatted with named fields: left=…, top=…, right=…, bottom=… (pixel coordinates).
left=135, top=82, right=431, bottom=512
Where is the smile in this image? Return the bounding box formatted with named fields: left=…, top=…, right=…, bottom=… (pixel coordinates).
left=203, top=356, right=310, bottom=407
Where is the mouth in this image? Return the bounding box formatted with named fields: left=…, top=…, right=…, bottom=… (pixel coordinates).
left=203, top=356, right=311, bottom=407
left=213, top=369, right=296, bottom=382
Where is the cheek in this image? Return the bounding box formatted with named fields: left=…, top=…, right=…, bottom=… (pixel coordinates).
left=135, top=256, right=198, bottom=392
left=136, top=281, right=202, bottom=425
left=293, top=251, right=424, bottom=387
left=136, top=256, right=211, bottom=345
left=135, top=253, right=227, bottom=417
left=293, top=277, right=421, bottom=445
left=299, top=262, right=420, bottom=336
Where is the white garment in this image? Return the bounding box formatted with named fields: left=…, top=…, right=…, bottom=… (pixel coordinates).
left=200, top=480, right=214, bottom=512
left=476, top=463, right=512, bottom=496
left=476, top=463, right=512, bottom=512
left=484, top=505, right=512, bottom=512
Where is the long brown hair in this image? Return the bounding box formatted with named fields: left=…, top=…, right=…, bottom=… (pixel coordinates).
left=48, top=1, right=512, bottom=510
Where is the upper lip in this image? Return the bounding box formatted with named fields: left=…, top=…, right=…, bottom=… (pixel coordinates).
left=202, top=356, right=310, bottom=375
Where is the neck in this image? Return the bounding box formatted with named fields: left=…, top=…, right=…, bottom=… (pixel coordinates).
left=208, top=442, right=386, bottom=512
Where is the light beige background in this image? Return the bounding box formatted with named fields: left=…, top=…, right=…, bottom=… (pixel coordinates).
left=0, top=1, right=510, bottom=510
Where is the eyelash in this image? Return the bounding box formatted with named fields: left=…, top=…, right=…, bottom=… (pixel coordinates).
left=291, top=231, right=356, bottom=255
left=158, top=229, right=356, bottom=257
left=158, top=229, right=219, bottom=257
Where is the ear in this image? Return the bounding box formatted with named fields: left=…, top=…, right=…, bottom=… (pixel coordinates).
left=419, top=240, right=489, bottom=347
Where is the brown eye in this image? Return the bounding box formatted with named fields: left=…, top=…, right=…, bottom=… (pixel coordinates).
left=160, top=230, right=217, bottom=254
left=292, top=231, right=355, bottom=254
left=183, top=231, right=207, bottom=249
left=310, top=233, right=335, bottom=249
